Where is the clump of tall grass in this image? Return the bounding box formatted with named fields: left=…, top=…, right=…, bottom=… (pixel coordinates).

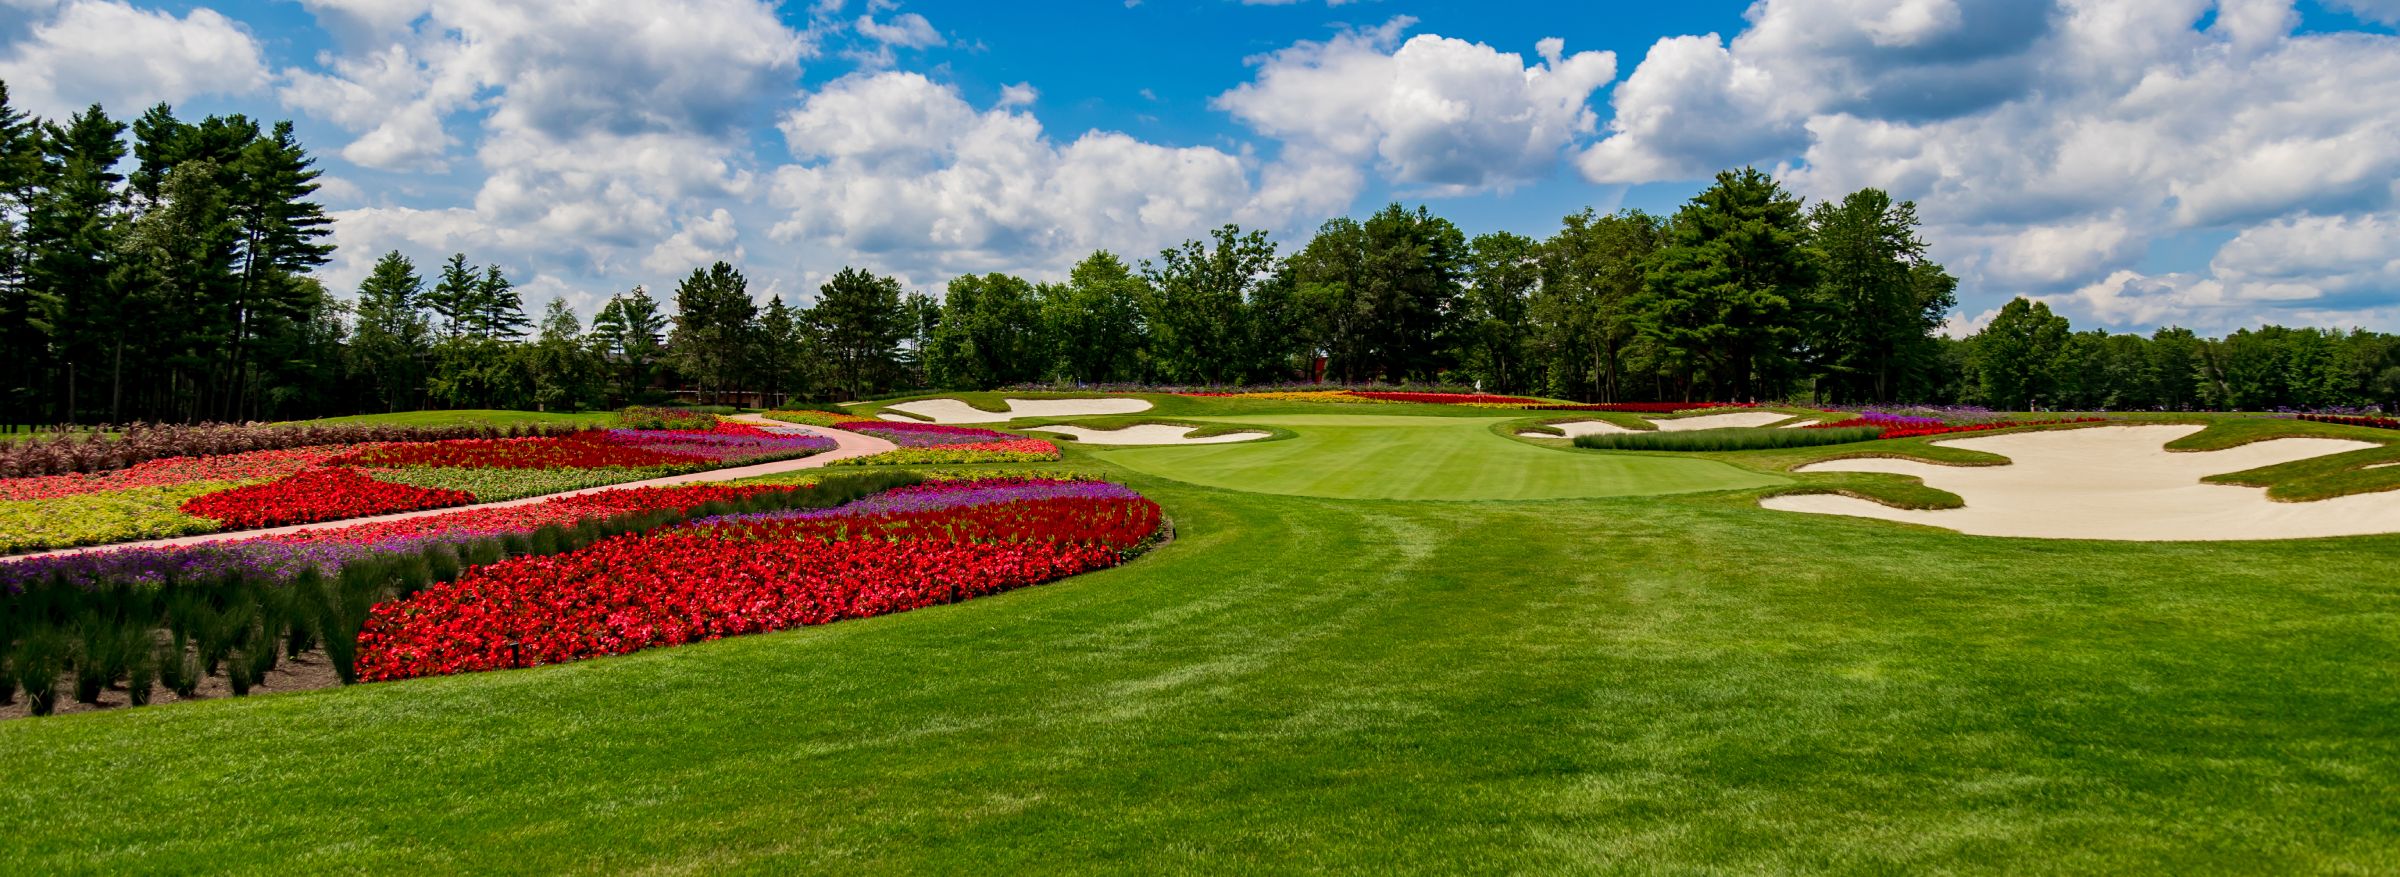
left=1574, top=426, right=1883, bottom=452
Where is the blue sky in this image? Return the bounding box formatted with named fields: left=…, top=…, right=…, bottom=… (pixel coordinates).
left=4, top=0, right=2399, bottom=336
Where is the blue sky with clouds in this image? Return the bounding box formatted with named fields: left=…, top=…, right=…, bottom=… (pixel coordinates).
left=4, top=0, right=2399, bottom=336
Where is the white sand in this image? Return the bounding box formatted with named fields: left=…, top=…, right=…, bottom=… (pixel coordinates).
left=1525, top=411, right=1805, bottom=438
left=1026, top=424, right=1268, bottom=446
left=1520, top=420, right=1639, bottom=439
left=2369, top=462, right=2399, bottom=470
left=880, top=397, right=1153, bottom=423
left=1649, top=411, right=1797, bottom=431
left=1760, top=424, right=2397, bottom=541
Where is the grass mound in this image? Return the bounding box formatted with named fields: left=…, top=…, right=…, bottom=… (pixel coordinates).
left=1575, top=426, right=1883, bottom=452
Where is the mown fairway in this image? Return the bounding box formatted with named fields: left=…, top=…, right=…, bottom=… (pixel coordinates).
left=1098, top=414, right=1785, bottom=500
left=1, top=411, right=2396, bottom=873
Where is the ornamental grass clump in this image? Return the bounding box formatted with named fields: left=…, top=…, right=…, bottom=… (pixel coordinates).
left=1575, top=426, right=1886, bottom=452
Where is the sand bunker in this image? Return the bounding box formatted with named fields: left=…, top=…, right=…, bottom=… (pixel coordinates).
left=1522, top=411, right=1797, bottom=438
left=1651, top=411, right=1795, bottom=431
left=1026, top=424, right=1269, bottom=446
left=1521, top=420, right=1638, bottom=439
left=881, top=397, right=1152, bottom=424
left=1761, top=424, right=2397, bottom=541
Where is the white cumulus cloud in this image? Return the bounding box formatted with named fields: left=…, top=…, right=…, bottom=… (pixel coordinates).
left=0, top=0, right=269, bottom=119
left=1215, top=17, right=1616, bottom=194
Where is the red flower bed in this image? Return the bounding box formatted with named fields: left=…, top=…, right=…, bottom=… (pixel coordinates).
left=182, top=468, right=476, bottom=530
left=1347, top=391, right=1547, bottom=405
left=259, top=483, right=794, bottom=547
left=687, top=497, right=1164, bottom=551
left=329, top=433, right=699, bottom=470
left=356, top=535, right=1126, bottom=680
left=2301, top=414, right=2400, bottom=431
left=354, top=486, right=1161, bottom=680
left=1875, top=418, right=2106, bottom=440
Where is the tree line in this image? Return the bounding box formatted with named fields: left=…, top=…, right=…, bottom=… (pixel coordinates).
left=3, top=82, right=2395, bottom=423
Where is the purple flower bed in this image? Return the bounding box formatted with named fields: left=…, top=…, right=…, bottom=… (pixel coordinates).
left=0, top=541, right=355, bottom=593
left=1852, top=411, right=1947, bottom=429
left=599, top=429, right=837, bottom=461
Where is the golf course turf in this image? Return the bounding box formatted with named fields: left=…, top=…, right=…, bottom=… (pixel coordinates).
left=1, top=400, right=2395, bottom=873
left=1095, top=414, right=1785, bottom=500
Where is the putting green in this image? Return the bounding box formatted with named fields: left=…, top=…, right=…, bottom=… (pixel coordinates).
left=1085, top=414, right=1786, bottom=500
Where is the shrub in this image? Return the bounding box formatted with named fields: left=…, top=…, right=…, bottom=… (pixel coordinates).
left=616, top=406, right=719, bottom=431
left=1575, top=426, right=1885, bottom=452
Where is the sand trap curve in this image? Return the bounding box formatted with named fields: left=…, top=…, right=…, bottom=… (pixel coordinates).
left=1522, top=420, right=1639, bottom=438
left=1026, top=424, right=1268, bottom=446
left=1651, top=411, right=1794, bottom=431
left=1521, top=410, right=1796, bottom=438
left=882, top=397, right=1152, bottom=423
left=1761, top=424, right=2397, bottom=541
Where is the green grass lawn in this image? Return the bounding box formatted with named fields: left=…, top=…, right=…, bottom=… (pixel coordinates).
left=2, top=406, right=2397, bottom=873
left=1090, top=413, right=1785, bottom=500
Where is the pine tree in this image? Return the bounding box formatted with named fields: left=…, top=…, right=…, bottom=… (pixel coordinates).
left=1640, top=167, right=1812, bottom=400
left=425, top=253, right=478, bottom=340
left=808, top=267, right=908, bottom=400
left=349, top=251, right=430, bottom=411
left=755, top=295, right=811, bottom=405
left=591, top=286, right=668, bottom=404
left=523, top=297, right=596, bottom=411
left=475, top=264, right=530, bottom=340
left=666, top=262, right=757, bottom=404
left=26, top=105, right=129, bottom=422
left=225, top=120, right=335, bottom=417
left=0, top=82, right=47, bottom=422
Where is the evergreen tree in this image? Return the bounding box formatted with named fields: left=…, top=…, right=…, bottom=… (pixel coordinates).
left=1640, top=167, right=1812, bottom=400
left=473, top=264, right=530, bottom=340
left=807, top=267, right=909, bottom=400
left=666, top=261, right=757, bottom=404
left=522, top=297, right=598, bottom=412
left=425, top=253, right=479, bottom=340
left=0, top=83, right=39, bottom=421
left=25, top=105, right=129, bottom=422
left=590, top=285, right=668, bottom=405
left=755, top=296, right=813, bottom=405
left=348, top=251, right=430, bottom=411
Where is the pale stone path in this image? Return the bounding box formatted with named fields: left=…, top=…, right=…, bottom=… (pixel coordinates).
left=9, top=415, right=896, bottom=560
